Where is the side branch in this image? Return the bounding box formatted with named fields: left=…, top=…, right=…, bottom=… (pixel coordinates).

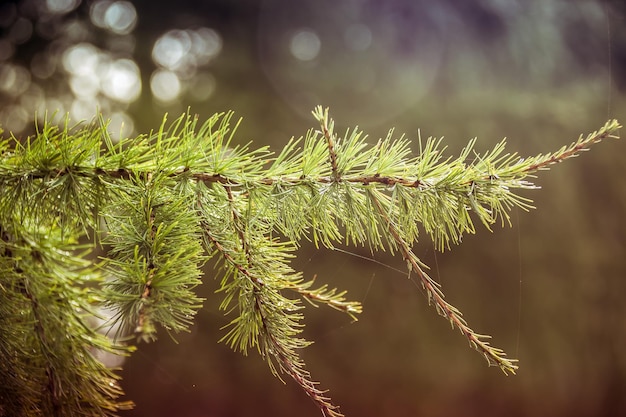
left=255, top=297, right=343, bottom=417
left=200, top=194, right=343, bottom=416
left=369, top=190, right=519, bottom=374
left=523, top=119, right=621, bottom=173
left=286, top=277, right=363, bottom=320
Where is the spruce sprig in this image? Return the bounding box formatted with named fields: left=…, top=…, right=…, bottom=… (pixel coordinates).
left=0, top=109, right=620, bottom=417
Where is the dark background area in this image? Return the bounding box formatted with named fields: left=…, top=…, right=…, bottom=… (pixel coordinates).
left=1, top=0, right=626, bottom=416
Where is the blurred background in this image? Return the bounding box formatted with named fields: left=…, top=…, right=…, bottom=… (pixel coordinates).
left=1, top=0, right=626, bottom=416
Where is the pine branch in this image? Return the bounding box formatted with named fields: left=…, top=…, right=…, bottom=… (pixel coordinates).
left=369, top=190, right=518, bottom=373
left=199, top=181, right=344, bottom=415
left=0, top=108, right=620, bottom=417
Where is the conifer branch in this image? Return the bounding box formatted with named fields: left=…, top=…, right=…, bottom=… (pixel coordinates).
left=369, top=190, right=518, bottom=373
left=286, top=276, right=363, bottom=319
left=521, top=119, right=620, bottom=173
left=0, top=108, right=620, bottom=417
left=199, top=183, right=344, bottom=416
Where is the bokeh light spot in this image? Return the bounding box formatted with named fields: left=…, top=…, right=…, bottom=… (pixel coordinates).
left=62, top=43, right=100, bottom=76
left=89, top=0, right=110, bottom=27
left=289, top=29, right=321, bottom=61
left=46, top=0, right=81, bottom=15
left=103, top=1, right=136, bottom=34
left=0, top=105, right=28, bottom=132
left=90, top=0, right=137, bottom=35
left=70, top=98, right=98, bottom=121
left=152, top=27, right=222, bottom=80
left=101, top=59, right=141, bottom=102
left=152, top=30, right=192, bottom=71
left=69, top=73, right=100, bottom=98
left=19, top=84, right=44, bottom=111
left=190, top=27, right=222, bottom=64
left=150, top=69, right=181, bottom=102
left=189, top=72, right=216, bottom=101
left=0, top=63, right=31, bottom=97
